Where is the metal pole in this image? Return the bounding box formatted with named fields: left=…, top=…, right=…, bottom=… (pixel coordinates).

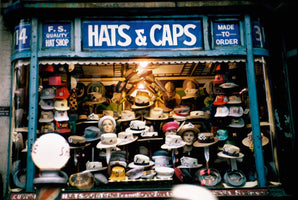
left=244, top=14, right=266, bottom=187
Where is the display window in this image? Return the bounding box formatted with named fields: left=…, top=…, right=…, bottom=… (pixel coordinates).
left=8, top=57, right=279, bottom=193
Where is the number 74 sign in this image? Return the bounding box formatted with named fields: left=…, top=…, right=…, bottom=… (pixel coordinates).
left=14, top=22, right=31, bottom=52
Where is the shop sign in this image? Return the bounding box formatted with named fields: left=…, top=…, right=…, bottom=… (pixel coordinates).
left=43, top=23, right=71, bottom=48
left=213, top=22, right=240, bottom=46
left=14, top=22, right=31, bottom=52
left=252, top=21, right=267, bottom=48
left=82, top=20, right=202, bottom=50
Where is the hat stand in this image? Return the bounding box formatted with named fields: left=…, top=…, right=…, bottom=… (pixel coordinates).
left=204, top=146, right=210, bottom=169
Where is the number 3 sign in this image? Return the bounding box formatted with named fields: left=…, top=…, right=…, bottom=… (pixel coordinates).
left=31, top=133, right=70, bottom=170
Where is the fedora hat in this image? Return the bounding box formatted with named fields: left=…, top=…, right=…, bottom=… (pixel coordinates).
left=128, top=154, right=154, bottom=168
left=193, top=133, right=219, bottom=147
left=217, top=144, right=244, bottom=159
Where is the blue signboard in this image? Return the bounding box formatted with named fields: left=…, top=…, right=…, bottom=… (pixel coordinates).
left=82, top=20, right=202, bottom=51
left=14, top=22, right=31, bottom=52
left=213, top=22, right=240, bottom=46
left=252, top=21, right=267, bottom=48
left=43, top=23, right=71, bottom=48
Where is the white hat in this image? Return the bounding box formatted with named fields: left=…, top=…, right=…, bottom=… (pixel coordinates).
left=96, top=133, right=121, bottom=149
left=54, top=110, right=69, bottom=121
left=144, top=107, right=168, bottom=120
left=54, top=99, right=70, bottom=111
left=214, top=106, right=229, bottom=117
left=117, top=110, right=139, bottom=122
left=125, top=120, right=149, bottom=134
left=228, top=106, right=243, bottom=117
left=155, top=167, right=174, bottom=179
left=161, top=135, right=185, bottom=149
left=128, top=154, right=154, bottom=168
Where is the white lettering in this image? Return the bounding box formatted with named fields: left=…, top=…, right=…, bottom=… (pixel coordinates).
left=108, top=25, right=118, bottom=46
left=217, top=24, right=235, bottom=30
left=183, top=24, right=196, bottom=46
left=150, top=24, right=162, bottom=46
left=172, top=24, right=184, bottom=45
left=118, top=25, right=131, bottom=46
left=162, top=24, right=173, bottom=46
left=88, top=25, right=98, bottom=47
left=99, top=25, right=111, bottom=46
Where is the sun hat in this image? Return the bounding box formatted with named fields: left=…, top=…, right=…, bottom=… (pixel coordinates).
left=117, top=110, right=139, bottom=122
left=131, top=93, right=153, bottom=109
left=242, top=132, right=269, bottom=149
left=54, top=99, right=70, bottom=111
left=223, top=169, right=246, bottom=187
left=83, top=126, right=101, bottom=142
left=125, top=120, right=149, bottom=135
left=69, top=172, right=95, bottom=190
left=161, top=135, right=185, bottom=149
left=144, top=107, right=168, bottom=120
left=162, top=121, right=179, bottom=133
left=109, top=166, right=126, bottom=181
left=178, top=122, right=200, bottom=136
left=197, top=168, right=222, bottom=186
left=128, top=154, right=154, bottom=168
left=40, top=88, right=55, bottom=99
left=177, top=156, right=202, bottom=168
left=193, top=132, right=219, bottom=147
left=213, top=95, right=228, bottom=105
left=117, top=131, right=138, bottom=146
left=96, top=133, right=121, bottom=149
left=55, top=87, right=70, bottom=99
left=217, top=144, right=244, bottom=159
left=214, top=106, right=229, bottom=117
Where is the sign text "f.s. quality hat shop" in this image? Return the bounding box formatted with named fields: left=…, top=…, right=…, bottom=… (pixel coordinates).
left=82, top=20, right=202, bottom=51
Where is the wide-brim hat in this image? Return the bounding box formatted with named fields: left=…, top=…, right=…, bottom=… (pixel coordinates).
left=178, top=123, right=200, bottom=136
left=161, top=141, right=186, bottom=149
left=242, top=132, right=269, bottom=148
left=144, top=113, right=168, bottom=120
left=117, top=132, right=138, bottom=146
left=197, top=168, right=222, bottom=186
left=125, top=126, right=150, bottom=135
left=131, top=101, right=154, bottom=109
left=96, top=138, right=121, bottom=149
left=128, top=160, right=154, bottom=169
left=217, top=151, right=244, bottom=159
left=83, top=126, right=101, bottom=142
left=223, top=170, right=246, bottom=187
left=193, top=137, right=219, bottom=147
left=177, top=156, right=202, bottom=169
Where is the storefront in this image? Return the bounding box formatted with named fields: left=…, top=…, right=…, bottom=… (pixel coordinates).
left=3, top=1, right=290, bottom=199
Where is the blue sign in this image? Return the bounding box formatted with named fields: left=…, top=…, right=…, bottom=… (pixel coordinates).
left=14, top=22, right=31, bottom=52
left=82, top=20, right=202, bottom=51
left=252, top=21, right=267, bottom=48
left=43, top=23, right=71, bottom=48
left=213, top=22, right=240, bottom=46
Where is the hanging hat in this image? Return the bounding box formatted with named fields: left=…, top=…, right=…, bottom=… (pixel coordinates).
left=213, top=95, right=228, bottom=105
left=228, top=106, right=243, bottom=117
left=217, top=144, right=244, bottom=159
left=144, top=107, right=168, bottom=120
left=193, top=132, right=219, bottom=147
left=117, top=131, right=138, bottom=146
left=242, top=132, right=269, bottom=149
left=161, top=135, right=185, bottom=149
left=223, top=170, right=246, bottom=187
left=54, top=110, right=69, bottom=121
left=196, top=168, right=222, bottom=186
left=162, top=121, right=179, bottom=133
left=228, top=118, right=245, bottom=128
left=227, top=95, right=242, bottom=104
left=109, top=166, right=126, bottom=181
left=128, top=154, right=154, bottom=168
left=39, top=111, right=54, bottom=123
left=96, top=133, right=121, bottom=149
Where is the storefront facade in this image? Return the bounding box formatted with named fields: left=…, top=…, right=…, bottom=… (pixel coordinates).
left=2, top=1, right=296, bottom=199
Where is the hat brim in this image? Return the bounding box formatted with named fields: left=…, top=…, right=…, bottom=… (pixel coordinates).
left=128, top=161, right=154, bottom=168
left=69, top=143, right=91, bottom=149
left=83, top=166, right=107, bottom=173
left=125, top=126, right=149, bottom=134
left=96, top=139, right=121, bottom=149
left=137, top=137, right=163, bottom=142
left=177, top=163, right=202, bottom=169
left=144, top=114, right=168, bottom=121
left=161, top=141, right=186, bottom=149
left=117, top=116, right=140, bottom=123
left=131, top=101, right=154, bottom=109
left=193, top=137, right=219, bottom=147
left=118, top=136, right=138, bottom=146
left=217, top=151, right=244, bottom=159
left=242, top=137, right=269, bottom=148
left=84, top=136, right=101, bottom=143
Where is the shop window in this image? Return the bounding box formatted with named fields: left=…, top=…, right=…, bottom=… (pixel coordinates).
left=9, top=58, right=279, bottom=192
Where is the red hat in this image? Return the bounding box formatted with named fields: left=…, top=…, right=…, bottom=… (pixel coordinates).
left=48, top=76, right=66, bottom=86
left=162, top=121, right=179, bottom=133
left=55, top=87, right=70, bottom=99
left=213, top=95, right=228, bottom=105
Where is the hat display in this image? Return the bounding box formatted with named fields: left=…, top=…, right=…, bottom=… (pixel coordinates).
left=144, top=107, right=168, bottom=120
left=54, top=99, right=70, bottom=111
left=39, top=111, right=54, bottom=123
left=117, top=110, right=138, bottom=122
left=242, top=132, right=269, bottom=148
left=128, top=154, right=154, bottom=168
left=40, top=88, right=55, bottom=99
left=161, top=135, right=185, bottom=149
left=109, top=166, right=126, bottom=181
left=87, top=113, right=99, bottom=121
left=83, top=126, right=101, bottom=142
left=54, top=110, right=69, bottom=121
left=178, top=123, right=199, bottom=136
left=197, top=168, right=222, bottom=186
left=87, top=92, right=106, bottom=104
left=39, top=99, right=54, bottom=110
left=69, top=172, right=95, bottom=190
left=162, top=121, right=179, bottom=133
left=193, top=133, right=219, bottom=147
left=55, top=87, right=70, bottom=99
left=117, top=131, right=138, bottom=146
left=223, top=170, right=246, bottom=187
left=96, top=133, right=121, bottom=149
left=214, top=74, right=225, bottom=84
left=177, top=156, right=202, bottom=168
left=155, top=167, right=174, bottom=179
left=214, top=106, right=229, bottom=117
left=125, top=120, right=149, bottom=134
left=217, top=144, right=244, bottom=158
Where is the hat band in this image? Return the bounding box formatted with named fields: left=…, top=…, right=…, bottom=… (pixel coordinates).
left=135, top=102, right=149, bottom=106
left=223, top=150, right=239, bottom=157
left=134, top=162, right=149, bottom=166
left=198, top=138, right=214, bottom=143
left=174, top=111, right=189, bottom=116
left=130, top=127, right=145, bottom=131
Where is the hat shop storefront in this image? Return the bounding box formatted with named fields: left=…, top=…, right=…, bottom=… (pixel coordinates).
left=8, top=14, right=280, bottom=199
